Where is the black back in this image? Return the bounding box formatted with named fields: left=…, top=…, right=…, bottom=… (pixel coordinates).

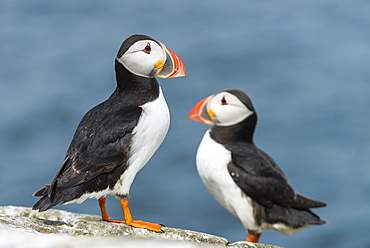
left=209, top=90, right=326, bottom=227
left=33, top=35, right=161, bottom=211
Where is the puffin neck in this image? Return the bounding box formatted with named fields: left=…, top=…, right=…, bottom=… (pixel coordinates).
left=114, top=60, right=160, bottom=105
left=210, top=113, right=257, bottom=144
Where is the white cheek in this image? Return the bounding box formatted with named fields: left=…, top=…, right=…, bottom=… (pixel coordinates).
left=118, top=51, right=161, bottom=78
left=117, top=39, right=164, bottom=78
left=213, top=105, right=254, bottom=126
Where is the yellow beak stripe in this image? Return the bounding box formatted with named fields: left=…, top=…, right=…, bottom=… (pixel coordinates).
left=208, top=109, right=216, bottom=117
left=155, top=60, right=164, bottom=69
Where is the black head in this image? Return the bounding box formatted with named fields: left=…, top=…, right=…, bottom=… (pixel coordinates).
left=117, top=35, right=161, bottom=59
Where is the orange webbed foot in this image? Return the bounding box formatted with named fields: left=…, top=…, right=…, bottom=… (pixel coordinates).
left=98, top=197, right=163, bottom=232
left=125, top=220, right=163, bottom=232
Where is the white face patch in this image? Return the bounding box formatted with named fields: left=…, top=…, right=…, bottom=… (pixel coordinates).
left=208, top=92, right=254, bottom=126
left=117, top=40, right=165, bottom=78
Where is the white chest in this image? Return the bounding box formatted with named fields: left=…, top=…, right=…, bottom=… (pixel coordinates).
left=113, top=87, right=170, bottom=195
left=196, top=130, right=258, bottom=231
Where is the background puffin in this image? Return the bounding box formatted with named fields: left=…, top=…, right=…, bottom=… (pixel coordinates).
left=189, top=89, right=326, bottom=242
left=32, top=34, right=186, bottom=232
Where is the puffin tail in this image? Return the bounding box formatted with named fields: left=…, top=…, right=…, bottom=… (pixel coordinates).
left=33, top=184, right=51, bottom=197
left=32, top=184, right=85, bottom=212
left=32, top=185, right=59, bottom=212
left=32, top=195, right=58, bottom=212
left=293, top=193, right=327, bottom=209
left=263, top=204, right=327, bottom=235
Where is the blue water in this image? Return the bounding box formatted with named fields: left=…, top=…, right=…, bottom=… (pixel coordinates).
left=1, top=1, right=369, bottom=247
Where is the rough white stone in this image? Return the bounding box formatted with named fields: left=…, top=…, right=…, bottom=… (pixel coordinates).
left=0, top=206, right=281, bottom=248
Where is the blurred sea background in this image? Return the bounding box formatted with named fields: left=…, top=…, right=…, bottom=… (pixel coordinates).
left=1, top=1, right=369, bottom=247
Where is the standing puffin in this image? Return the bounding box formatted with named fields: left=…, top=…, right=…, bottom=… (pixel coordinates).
left=189, top=89, right=326, bottom=242
left=33, top=34, right=186, bottom=232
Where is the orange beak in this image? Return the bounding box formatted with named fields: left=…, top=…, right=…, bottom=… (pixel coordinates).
left=188, top=95, right=215, bottom=125
left=156, top=46, right=186, bottom=78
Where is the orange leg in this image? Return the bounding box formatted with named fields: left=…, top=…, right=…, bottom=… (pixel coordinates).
left=246, top=232, right=261, bottom=243
left=98, top=197, right=163, bottom=232
left=98, top=197, right=126, bottom=224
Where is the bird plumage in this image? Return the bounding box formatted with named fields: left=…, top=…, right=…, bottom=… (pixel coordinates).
left=33, top=91, right=145, bottom=209
left=33, top=34, right=186, bottom=232
left=189, top=89, right=326, bottom=241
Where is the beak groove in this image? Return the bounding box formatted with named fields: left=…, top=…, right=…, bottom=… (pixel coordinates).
left=157, top=46, right=186, bottom=78
left=188, top=96, right=215, bottom=125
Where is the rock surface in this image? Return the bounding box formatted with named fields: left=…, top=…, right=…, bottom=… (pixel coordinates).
left=0, top=206, right=281, bottom=248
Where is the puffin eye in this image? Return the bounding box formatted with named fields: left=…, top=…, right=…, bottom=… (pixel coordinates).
left=221, top=96, right=228, bottom=105
left=142, top=43, right=152, bottom=54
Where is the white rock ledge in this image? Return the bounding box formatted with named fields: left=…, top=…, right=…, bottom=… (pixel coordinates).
left=0, top=206, right=281, bottom=248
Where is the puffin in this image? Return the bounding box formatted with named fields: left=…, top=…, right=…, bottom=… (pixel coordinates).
left=32, top=34, right=186, bottom=232
left=188, top=89, right=326, bottom=242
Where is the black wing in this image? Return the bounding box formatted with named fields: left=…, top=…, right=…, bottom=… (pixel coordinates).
left=227, top=143, right=326, bottom=209
left=35, top=101, right=142, bottom=198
